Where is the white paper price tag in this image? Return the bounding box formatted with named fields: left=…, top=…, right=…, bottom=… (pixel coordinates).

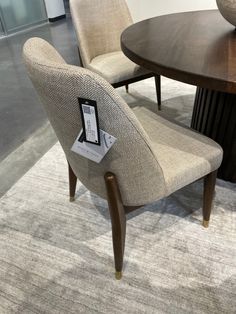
left=71, top=129, right=117, bottom=163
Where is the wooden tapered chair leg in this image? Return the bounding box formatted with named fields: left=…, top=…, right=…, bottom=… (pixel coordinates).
left=68, top=162, right=77, bottom=202
left=125, top=84, right=129, bottom=93
left=104, top=172, right=126, bottom=280
left=155, top=75, right=161, bottom=111
left=202, top=170, right=217, bottom=228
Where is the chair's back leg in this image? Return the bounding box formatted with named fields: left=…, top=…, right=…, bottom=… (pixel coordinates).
left=155, top=75, right=161, bottom=111
left=125, top=84, right=129, bottom=93
left=77, top=47, right=84, bottom=67
left=203, top=170, right=217, bottom=228
left=104, top=172, right=126, bottom=280
left=68, top=162, right=77, bottom=202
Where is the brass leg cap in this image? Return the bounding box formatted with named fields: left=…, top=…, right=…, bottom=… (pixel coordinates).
left=70, top=196, right=75, bottom=202
left=115, top=271, right=122, bottom=280
left=203, top=220, right=209, bottom=228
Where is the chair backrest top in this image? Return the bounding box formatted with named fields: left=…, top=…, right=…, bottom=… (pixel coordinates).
left=70, top=0, right=133, bottom=66
left=23, top=37, right=166, bottom=206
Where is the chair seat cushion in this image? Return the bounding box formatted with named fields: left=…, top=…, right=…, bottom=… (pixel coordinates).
left=88, top=51, right=150, bottom=84
left=133, top=107, right=223, bottom=195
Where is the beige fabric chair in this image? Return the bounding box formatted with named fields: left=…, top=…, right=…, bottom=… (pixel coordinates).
left=69, top=0, right=162, bottom=109
left=23, top=38, right=223, bottom=279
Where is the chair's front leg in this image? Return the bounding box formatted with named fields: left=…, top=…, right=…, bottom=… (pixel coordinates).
left=202, top=170, right=217, bottom=228
left=104, top=172, right=126, bottom=280
left=68, top=162, right=77, bottom=202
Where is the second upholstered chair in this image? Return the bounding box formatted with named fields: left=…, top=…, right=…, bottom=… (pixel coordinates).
left=23, top=38, right=223, bottom=280
left=69, top=0, right=162, bottom=110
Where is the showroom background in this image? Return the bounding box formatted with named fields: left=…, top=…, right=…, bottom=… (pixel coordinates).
left=126, top=0, right=217, bottom=21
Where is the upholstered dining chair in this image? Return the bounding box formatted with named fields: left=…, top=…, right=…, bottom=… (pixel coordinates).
left=23, top=38, right=223, bottom=280
left=69, top=0, right=162, bottom=110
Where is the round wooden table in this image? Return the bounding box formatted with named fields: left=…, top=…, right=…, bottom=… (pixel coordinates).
left=121, top=10, right=236, bottom=182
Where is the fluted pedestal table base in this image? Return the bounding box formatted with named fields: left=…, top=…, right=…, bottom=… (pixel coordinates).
left=191, top=87, right=236, bottom=182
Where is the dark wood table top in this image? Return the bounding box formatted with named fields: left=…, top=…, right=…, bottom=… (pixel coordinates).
left=121, top=10, right=236, bottom=94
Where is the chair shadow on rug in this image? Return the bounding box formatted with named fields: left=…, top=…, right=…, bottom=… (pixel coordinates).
left=89, top=179, right=203, bottom=224
left=23, top=38, right=223, bottom=279
left=122, top=90, right=195, bottom=127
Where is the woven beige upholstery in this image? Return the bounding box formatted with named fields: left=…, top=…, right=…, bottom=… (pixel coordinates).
left=133, top=107, right=223, bottom=195
left=69, top=0, right=151, bottom=84
left=88, top=51, right=149, bottom=85
left=23, top=38, right=223, bottom=206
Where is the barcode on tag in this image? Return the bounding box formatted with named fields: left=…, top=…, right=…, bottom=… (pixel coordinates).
left=78, top=98, right=100, bottom=146
left=83, top=105, right=91, bottom=114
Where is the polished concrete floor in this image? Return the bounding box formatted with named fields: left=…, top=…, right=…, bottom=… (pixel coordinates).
left=0, top=17, right=80, bottom=196
left=0, top=17, right=79, bottom=162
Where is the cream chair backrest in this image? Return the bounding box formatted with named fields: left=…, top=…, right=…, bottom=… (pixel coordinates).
left=23, top=38, right=166, bottom=206
left=69, top=0, right=133, bottom=67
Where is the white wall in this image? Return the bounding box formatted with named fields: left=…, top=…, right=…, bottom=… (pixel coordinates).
left=44, top=0, right=65, bottom=19
left=126, top=0, right=217, bottom=21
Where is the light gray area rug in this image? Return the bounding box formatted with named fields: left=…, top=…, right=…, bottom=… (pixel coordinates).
left=0, top=78, right=236, bottom=314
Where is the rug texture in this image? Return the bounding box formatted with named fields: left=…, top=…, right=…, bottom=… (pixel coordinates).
left=0, top=78, right=235, bottom=314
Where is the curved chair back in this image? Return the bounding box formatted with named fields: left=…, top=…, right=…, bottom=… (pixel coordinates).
left=69, top=0, right=133, bottom=67
left=23, top=38, right=166, bottom=205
